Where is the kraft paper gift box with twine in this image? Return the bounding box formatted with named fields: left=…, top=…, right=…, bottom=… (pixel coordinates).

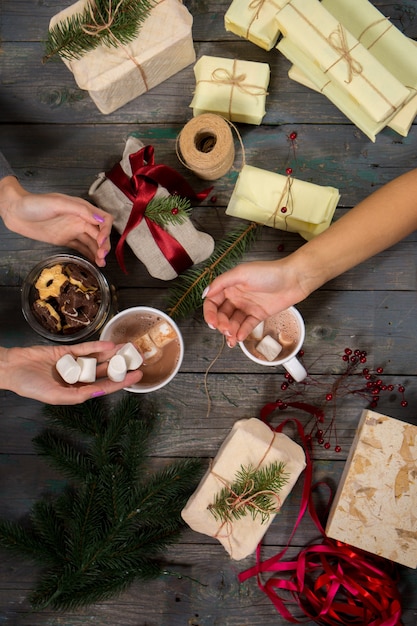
left=181, top=418, right=306, bottom=560
left=49, top=0, right=195, bottom=114
left=190, top=55, right=270, bottom=125
left=326, top=409, right=417, bottom=569
left=285, top=0, right=417, bottom=140
left=275, top=0, right=410, bottom=126
left=89, top=136, right=215, bottom=280
left=225, top=164, right=340, bottom=240
left=224, top=0, right=289, bottom=51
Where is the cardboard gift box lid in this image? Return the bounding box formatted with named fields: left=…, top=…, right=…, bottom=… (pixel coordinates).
left=326, top=409, right=417, bottom=569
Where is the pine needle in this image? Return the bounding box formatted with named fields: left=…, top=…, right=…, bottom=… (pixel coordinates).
left=166, top=222, right=262, bottom=320
left=0, top=396, right=204, bottom=610
left=43, top=0, right=157, bottom=62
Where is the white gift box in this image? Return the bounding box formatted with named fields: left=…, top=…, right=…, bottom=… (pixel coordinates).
left=181, top=418, right=306, bottom=560
left=49, top=0, right=195, bottom=114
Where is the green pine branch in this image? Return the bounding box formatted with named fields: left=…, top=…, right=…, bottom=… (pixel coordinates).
left=44, top=0, right=157, bottom=63
left=208, top=461, right=289, bottom=525
left=145, top=195, right=192, bottom=228
left=166, top=222, right=263, bottom=320
left=0, top=396, right=204, bottom=611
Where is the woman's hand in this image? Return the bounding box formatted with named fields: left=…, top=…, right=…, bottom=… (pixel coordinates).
left=203, top=258, right=307, bottom=347
left=0, top=342, right=143, bottom=404
left=0, top=176, right=112, bottom=267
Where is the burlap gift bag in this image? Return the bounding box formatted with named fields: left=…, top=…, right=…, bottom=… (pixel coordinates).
left=89, top=136, right=215, bottom=280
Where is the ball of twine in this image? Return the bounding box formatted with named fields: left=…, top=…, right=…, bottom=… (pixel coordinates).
left=177, top=113, right=236, bottom=181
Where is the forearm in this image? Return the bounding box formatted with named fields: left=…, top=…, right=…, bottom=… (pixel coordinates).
left=289, top=169, right=417, bottom=297
left=0, top=347, right=12, bottom=392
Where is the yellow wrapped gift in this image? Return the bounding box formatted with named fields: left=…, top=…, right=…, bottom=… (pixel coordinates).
left=181, top=418, right=306, bottom=560
left=275, top=0, right=410, bottom=124
left=224, top=0, right=289, bottom=51
left=226, top=164, right=340, bottom=240
left=189, top=55, right=270, bottom=125
left=49, top=0, right=195, bottom=114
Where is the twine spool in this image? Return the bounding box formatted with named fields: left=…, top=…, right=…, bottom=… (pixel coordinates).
left=177, top=114, right=235, bottom=180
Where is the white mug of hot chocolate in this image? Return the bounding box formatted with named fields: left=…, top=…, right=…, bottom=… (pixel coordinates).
left=239, top=306, right=307, bottom=382
left=100, top=306, right=184, bottom=393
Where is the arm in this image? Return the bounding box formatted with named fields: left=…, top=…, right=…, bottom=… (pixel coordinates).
left=0, top=153, right=112, bottom=267
left=0, top=342, right=143, bottom=405
left=204, top=168, right=417, bottom=346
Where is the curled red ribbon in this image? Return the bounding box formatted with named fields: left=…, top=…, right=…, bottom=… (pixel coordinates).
left=238, top=401, right=403, bottom=626
left=105, top=145, right=212, bottom=273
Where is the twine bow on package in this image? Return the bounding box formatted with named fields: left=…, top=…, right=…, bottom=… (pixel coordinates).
left=89, top=136, right=215, bottom=280
left=48, top=0, right=195, bottom=114
left=181, top=418, right=306, bottom=560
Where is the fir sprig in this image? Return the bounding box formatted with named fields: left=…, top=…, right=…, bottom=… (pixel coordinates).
left=0, top=396, right=203, bottom=611
left=166, top=222, right=262, bottom=320
left=44, top=0, right=157, bottom=63
left=208, top=461, right=289, bottom=525
left=146, top=195, right=192, bottom=227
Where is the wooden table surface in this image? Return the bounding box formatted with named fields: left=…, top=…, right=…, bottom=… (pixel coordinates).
left=1, top=1, right=417, bottom=624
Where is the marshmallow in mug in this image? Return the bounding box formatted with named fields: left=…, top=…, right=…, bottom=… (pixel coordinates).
left=55, top=342, right=143, bottom=385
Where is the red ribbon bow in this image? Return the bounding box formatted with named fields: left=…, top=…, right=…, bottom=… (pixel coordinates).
left=105, top=145, right=211, bottom=273
left=238, top=401, right=403, bottom=626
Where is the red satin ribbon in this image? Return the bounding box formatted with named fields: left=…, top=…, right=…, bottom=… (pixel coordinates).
left=105, top=145, right=212, bottom=273
left=238, top=400, right=403, bottom=626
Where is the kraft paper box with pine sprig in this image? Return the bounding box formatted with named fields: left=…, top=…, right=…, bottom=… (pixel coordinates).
left=326, top=409, right=417, bottom=569
left=224, top=0, right=289, bottom=51
left=181, top=418, right=306, bottom=560
left=226, top=164, right=340, bottom=240
left=190, top=55, right=270, bottom=125
left=48, top=0, right=195, bottom=114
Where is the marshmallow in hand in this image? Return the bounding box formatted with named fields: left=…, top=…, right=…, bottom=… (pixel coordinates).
left=256, top=335, right=283, bottom=361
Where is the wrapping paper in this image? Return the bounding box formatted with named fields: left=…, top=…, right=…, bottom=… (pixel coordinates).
left=326, top=410, right=417, bottom=569
left=287, top=0, right=417, bottom=138
left=89, top=136, right=215, bottom=280
left=181, top=418, right=306, bottom=560
left=190, top=55, right=270, bottom=125
left=224, top=0, right=288, bottom=51
left=49, top=0, right=195, bottom=114
left=275, top=0, right=410, bottom=124
left=225, top=164, right=340, bottom=240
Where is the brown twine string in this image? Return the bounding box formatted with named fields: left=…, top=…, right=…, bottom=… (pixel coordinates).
left=286, top=0, right=397, bottom=114
left=326, top=24, right=362, bottom=84
left=267, top=174, right=294, bottom=230
left=210, top=431, right=279, bottom=557
left=176, top=113, right=246, bottom=180
left=246, top=0, right=282, bottom=38
left=357, top=17, right=393, bottom=51
left=203, top=335, right=226, bottom=418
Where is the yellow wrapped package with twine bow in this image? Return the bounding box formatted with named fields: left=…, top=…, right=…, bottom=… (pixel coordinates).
left=190, top=55, right=270, bottom=125
left=226, top=164, right=340, bottom=240
left=48, top=0, right=195, bottom=114
left=181, top=418, right=306, bottom=560
left=224, top=0, right=289, bottom=51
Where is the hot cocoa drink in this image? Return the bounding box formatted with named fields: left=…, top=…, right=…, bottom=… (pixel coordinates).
left=102, top=308, right=183, bottom=391
left=243, top=308, right=301, bottom=363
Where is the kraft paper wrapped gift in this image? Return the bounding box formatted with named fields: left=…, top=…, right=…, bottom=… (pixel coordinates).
left=286, top=0, right=417, bottom=138
left=181, top=418, right=306, bottom=560
left=49, top=0, right=195, bottom=114
left=190, top=55, right=270, bottom=125
left=326, top=410, right=417, bottom=569
left=89, top=136, right=215, bottom=280
left=226, top=164, right=340, bottom=240
left=275, top=0, right=410, bottom=125
left=224, top=0, right=289, bottom=51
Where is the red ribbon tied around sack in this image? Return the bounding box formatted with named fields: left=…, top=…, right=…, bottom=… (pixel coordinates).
left=105, top=145, right=211, bottom=273
left=238, top=401, right=403, bottom=626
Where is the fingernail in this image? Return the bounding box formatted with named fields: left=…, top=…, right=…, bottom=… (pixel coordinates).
left=207, top=323, right=216, bottom=330
left=224, top=330, right=232, bottom=337
left=91, top=390, right=106, bottom=398
left=226, top=339, right=234, bottom=348
left=201, top=286, right=210, bottom=299
left=94, top=213, right=105, bottom=223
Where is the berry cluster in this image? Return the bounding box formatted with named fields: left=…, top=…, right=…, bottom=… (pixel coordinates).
left=272, top=347, right=408, bottom=453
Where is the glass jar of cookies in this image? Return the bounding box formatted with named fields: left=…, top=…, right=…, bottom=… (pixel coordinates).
left=21, top=253, right=114, bottom=343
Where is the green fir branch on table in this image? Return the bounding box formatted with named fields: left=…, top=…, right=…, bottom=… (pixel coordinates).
left=208, top=461, right=290, bottom=525
left=43, top=0, right=157, bottom=63
left=0, top=395, right=204, bottom=611
left=145, top=195, right=192, bottom=227
left=166, top=221, right=263, bottom=320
